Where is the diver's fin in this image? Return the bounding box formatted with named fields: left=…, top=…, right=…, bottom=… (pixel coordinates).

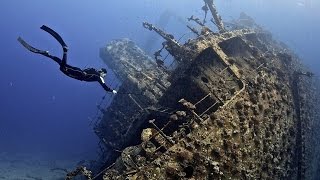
left=40, top=25, right=68, bottom=48
left=17, top=37, right=49, bottom=55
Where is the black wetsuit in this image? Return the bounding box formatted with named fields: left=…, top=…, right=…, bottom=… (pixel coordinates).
left=18, top=25, right=112, bottom=92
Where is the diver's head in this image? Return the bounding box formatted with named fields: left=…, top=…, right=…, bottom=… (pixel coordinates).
left=99, top=68, right=107, bottom=77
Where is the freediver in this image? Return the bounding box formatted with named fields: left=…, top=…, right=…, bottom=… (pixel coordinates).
left=18, top=25, right=117, bottom=94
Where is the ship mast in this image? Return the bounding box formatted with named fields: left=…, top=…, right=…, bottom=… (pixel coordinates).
left=203, top=0, right=226, bottom=33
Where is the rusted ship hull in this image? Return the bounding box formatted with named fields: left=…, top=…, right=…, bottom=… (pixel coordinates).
left=86, top=2, right=320, bottom=180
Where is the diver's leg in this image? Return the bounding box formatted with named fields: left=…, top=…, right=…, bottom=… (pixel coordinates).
left=18, top=37, right=62, bottom=65
left=40, top=25, right=68, bottom=48
left=61, top=50, right=67, bottom=66
left=47, top=55, right=63, bottom=65
left=40, top=25, right=69, bottom=65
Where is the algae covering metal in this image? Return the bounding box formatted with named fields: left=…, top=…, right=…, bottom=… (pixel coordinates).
left=66, top=1, right=320, bottom=180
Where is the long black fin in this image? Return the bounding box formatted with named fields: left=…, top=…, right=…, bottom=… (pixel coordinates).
left=40, top=25, right=67, bottom=48
left=17, top=37, right=49, bottom=55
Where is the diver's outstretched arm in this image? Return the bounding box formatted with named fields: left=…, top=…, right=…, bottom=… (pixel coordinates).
left=98, top=77, right=117, bottom=93
left=17, top=36, right=62, bottom=65
left=40, top=25, right=68, bottom=49
left=98, top=77, right=112, bottom=92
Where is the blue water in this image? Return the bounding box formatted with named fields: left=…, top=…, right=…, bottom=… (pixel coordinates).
left=0, top=0, right=319, bottom=178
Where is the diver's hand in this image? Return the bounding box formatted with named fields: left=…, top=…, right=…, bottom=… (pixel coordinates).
left=112, top=90, right=117, bottom=94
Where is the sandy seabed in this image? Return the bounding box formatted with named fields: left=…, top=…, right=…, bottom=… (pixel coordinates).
left=0, top=152, right=82, bottom=180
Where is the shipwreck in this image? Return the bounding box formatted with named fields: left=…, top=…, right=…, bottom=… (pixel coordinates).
left=66, top=0, right=320, bottom=179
